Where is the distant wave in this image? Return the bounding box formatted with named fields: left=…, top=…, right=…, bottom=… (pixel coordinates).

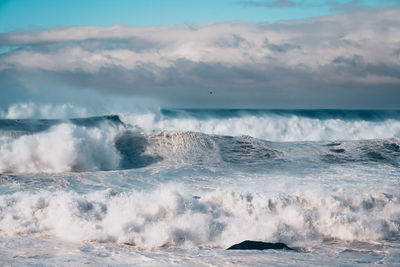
left=2, top=108, right=400, bottom=141
left=162, top=109, right=400, bottom=121
left=0, top=115, right=123, bottom=134
left=0, top=186, right=398, bottom=249
left=122, top=109, right=400, bottom=142
left=0, top=102, right=89, bottom=119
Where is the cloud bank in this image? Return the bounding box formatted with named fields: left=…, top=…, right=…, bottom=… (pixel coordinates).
left=1, top=8, right=400, bottom=108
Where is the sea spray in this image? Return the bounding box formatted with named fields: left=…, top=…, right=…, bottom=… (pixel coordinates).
left=0, top=186, right=398, bottom=249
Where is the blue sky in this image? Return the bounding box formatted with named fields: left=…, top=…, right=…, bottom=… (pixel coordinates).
left=1, top=0, right=399, bottom=32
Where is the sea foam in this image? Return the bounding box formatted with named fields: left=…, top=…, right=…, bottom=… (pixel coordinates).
left=0, top=186, right=398, bottom=249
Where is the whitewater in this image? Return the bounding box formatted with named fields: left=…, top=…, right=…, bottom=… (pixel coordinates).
left=0, top=109, right=399, bottom=266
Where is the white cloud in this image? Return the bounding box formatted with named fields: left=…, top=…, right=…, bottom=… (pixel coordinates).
left=0, top=8, right=400, bottom=108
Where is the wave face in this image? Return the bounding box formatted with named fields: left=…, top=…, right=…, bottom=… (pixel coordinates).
left=2, top=126, right=400, bottom=174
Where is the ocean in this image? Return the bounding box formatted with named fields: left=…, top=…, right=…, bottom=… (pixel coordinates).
left=0, top=109, right=399, bottom=266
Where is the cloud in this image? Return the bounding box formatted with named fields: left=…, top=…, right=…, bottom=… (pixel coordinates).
left=326, top=0, right=365, bottom=12
left=238, top=0, right=400, bottom=11
left=262, top=38, right=301, bottom=52
left=0, top=8, right=400, bottom=108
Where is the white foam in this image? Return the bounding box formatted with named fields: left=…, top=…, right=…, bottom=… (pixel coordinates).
left=0, top=186, right=398, bottom=249
left=121, top=113, right=400, bottom=141
left=0, top=123, right=121, bottom=173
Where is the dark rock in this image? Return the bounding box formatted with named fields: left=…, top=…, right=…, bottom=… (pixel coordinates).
left=227, top=240, right=296, bottom=251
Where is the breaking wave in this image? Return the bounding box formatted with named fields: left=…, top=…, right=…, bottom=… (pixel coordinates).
left=0, top=122, right=121, bottom=173
left=0, top=186, right=398, bottom=249
left=122, top=109, right=400, bottom=142
left=1, top=111, right=400, bottom=174
left=1, top=117, right=400, bottom=173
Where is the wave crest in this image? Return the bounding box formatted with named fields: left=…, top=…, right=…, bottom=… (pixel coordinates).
left=0, top=123, right=121, bottom=173
left=122, top=112, right=400, bottom=141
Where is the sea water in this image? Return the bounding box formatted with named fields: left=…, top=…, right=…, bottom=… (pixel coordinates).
left=0, top=109, right=399, bottom=266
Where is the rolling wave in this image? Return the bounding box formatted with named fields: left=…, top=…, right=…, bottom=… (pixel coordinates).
left=1, top=116, right=399, bottom=174
left=0, top=186, right=398, bottom=249
left=0, top=122, right=122, bottom=173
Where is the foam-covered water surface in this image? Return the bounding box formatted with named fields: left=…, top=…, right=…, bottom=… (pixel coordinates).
left=1, top=236, right=399, bottom=266
left=0, top=109, right=399, bottom=265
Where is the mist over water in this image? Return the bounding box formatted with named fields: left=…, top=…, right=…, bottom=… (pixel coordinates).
left=0, top=108, right=399, bottom=265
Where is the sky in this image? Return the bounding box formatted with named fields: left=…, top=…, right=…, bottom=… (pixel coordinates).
left=0, top=0, right=399, bottom=32
left=1, top=0, right=400, bottom=112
